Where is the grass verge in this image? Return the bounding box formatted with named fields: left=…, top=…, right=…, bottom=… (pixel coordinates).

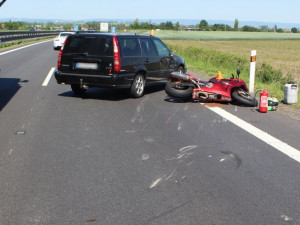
left=0, top=36, right=55, bottom=50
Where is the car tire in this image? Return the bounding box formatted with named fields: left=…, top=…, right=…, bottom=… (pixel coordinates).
left=178, top=66, right=184, bottom=74
left=71, top=84, right=87, bottom=95
left=130, top=74, right=145, bottom=98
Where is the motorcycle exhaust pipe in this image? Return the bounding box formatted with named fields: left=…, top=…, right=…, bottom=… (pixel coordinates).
left=171, top=72, right=191, bottom=81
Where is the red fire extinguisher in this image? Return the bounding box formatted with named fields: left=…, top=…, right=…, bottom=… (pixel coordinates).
left=259, top=89, right=269, bottom=113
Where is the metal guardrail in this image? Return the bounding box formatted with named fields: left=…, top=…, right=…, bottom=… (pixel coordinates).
left=0, top=31, right=60, bottom=43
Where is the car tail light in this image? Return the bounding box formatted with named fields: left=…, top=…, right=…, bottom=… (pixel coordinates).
left=57, top=49, right=63, bottom=69
left=113, top=36, right=121, bottom=72
left=57, top=37, right=68, bottom=69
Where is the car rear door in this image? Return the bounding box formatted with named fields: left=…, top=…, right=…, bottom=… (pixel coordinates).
left=139, top=37, right=161, bottom=82
left=117, top=37, right=143, bottom=75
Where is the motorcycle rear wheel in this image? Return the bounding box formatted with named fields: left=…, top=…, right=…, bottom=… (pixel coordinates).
left=232, top=89, right=258, bottom=107
left=165, top=80, right=193, bottom=99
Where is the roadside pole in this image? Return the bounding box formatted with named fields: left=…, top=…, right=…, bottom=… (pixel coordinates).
left=249, top=50, right=256, bottom=95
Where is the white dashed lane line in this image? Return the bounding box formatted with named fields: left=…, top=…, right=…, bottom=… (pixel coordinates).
left=42, top=67, right=55, bottom=86
left=203, top=105, right=300, bottom=163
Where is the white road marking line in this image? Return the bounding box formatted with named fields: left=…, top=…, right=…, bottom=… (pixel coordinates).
left=204, top=105, right=300, bottom=163
left=0, top=40, right=52, bottom=56
left=42, top=67, right=55, bottom=86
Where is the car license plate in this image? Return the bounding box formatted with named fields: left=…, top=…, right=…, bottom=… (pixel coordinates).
left=75, top=62, right=98, bottom=70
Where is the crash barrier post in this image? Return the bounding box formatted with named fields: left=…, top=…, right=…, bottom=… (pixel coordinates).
left=249, top=50, right=256, bottom=95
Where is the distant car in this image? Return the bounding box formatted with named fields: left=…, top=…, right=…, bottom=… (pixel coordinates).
left=53, top=32, right=74, bottom=50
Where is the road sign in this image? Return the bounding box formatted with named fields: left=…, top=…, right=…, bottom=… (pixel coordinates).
left=100, top=23, right=109, bottom=32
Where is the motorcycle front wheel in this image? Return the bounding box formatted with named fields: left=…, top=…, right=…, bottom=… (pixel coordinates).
left=165, top=79, right=193, bottom=99
left=232, top=89, right=258, bottom=107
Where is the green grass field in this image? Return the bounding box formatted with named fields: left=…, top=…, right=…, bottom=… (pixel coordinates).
left=152, top=30, right=300, bottom=40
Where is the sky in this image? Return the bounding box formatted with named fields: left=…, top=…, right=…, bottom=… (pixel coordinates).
left=0, top=0, right=299, bottom=24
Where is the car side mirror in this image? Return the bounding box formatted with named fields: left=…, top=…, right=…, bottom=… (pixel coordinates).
left=237, top=68, right=241, bottom=76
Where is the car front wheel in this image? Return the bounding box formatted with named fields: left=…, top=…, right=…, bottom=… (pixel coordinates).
left=178, top=66, right=184, bottom=74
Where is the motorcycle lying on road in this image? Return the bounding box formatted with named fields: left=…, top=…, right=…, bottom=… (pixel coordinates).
left=165, top=69, right=258, bottom=107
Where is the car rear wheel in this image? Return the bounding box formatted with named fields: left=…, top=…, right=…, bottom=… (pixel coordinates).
left=71, top=84, right=87, bottom=95
left=130, top=74, right=145, bottom=98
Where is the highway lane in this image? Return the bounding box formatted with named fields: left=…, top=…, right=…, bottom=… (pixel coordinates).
left=0, top=41, right=299, bottom=225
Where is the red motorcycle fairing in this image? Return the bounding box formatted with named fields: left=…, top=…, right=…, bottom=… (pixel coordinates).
left=192, top=77, right=248, bottom=101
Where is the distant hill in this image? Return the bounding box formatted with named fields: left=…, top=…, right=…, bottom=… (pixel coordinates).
left=0, top=17, right=299, bottom=29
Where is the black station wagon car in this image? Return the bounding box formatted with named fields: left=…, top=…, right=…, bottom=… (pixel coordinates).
left=54, top=33, right=186, bottom=97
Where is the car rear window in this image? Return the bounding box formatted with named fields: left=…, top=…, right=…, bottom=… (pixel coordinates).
left=63, top=36, right=113, bottom=56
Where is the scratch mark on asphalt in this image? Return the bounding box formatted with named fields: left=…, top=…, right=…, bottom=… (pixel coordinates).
left=147, top=201, right=190, bottom=223
left=165, top=108, right=180, bottom=125
left=196, top=122, right=204, bottom=143
left=165, top=169, right=176, bottom=180
left=150, top=178, right=162, bottom=189
left=185, top=152, right=193, bottom=158
left=165, top=113, right=176, bottom=125
left=166, top=157, right=176, bottom=161
left=179, top=145, right=197, bottom=153
left=186, top=160, right=195, bottom=166
left=177, top=154, right=186, bottom=159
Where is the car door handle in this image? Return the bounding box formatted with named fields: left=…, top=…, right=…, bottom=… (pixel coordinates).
left=145, top=58, right=150, bottom=63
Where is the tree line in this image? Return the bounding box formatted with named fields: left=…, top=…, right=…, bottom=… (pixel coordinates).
left=128, top=18, right=298, bottom=33
left=194, top=19, right=298, bottom=33
left=0, top=19, right=298, bottom=33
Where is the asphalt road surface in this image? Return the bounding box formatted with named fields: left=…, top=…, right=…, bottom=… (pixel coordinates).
left=0, top=41, right=299, bottom=225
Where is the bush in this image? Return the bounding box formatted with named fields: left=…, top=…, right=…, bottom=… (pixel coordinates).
left=256, top=63, right=283, bottom=83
